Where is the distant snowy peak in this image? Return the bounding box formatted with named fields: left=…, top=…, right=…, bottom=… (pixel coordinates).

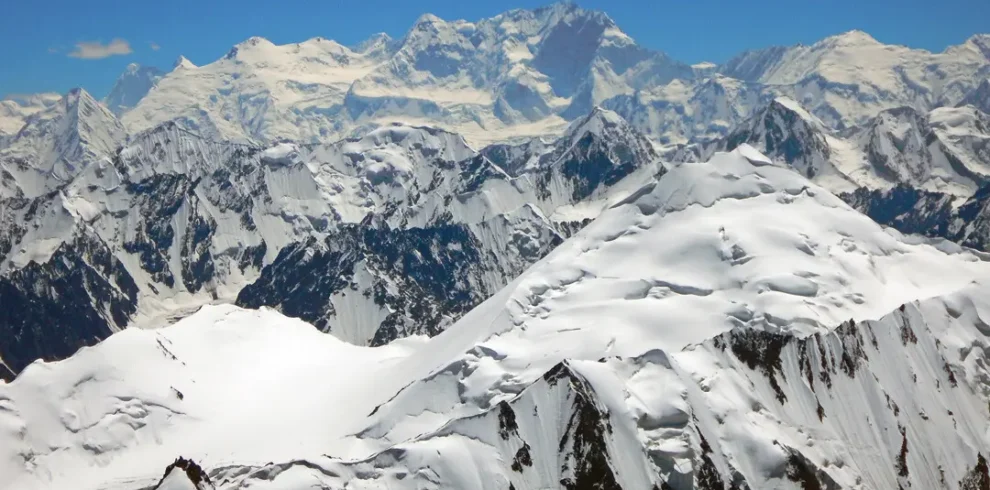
left=717, top=29, right=990, bottom=130
left=351, top=32, right=397, bottom=58
left=562, top=106, right=637, bottom=144
left=948, top=33, right=990, bottom=60
left=715, top=97, right=838, bottom=182
left=104, top=63, right=165, bottom=116
left=117, top=3, right=696, bottom=146
left=1, top=88, right=125, bottom=198
left=172, top=56, right=197, bottom=70
left=3, top=88, right=125, bottom=178
left=701, top=95, right=990, bottom=197
left=0, top=92, right=61, bottom=137
left=555, top=106, right=659, bottom=167
left=477, top=107, right=658, bottom=181
left=856, top=105, right=990, bottom=194
left=822, top=28, right=882, bottom=47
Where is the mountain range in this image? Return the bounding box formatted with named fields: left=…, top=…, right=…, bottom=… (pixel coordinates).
left=2, top=2, right=990, bottom=489
left=4, top=3, right=986, bottom=150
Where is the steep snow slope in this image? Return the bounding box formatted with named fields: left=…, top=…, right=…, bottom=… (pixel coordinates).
left=4, top=146, right=990, bottom=489
left=710, top=97, right=858, bottom=191
left=850, top=105, right=990, bottom=195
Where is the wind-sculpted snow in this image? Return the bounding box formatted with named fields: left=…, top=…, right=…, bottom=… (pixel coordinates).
left=4, top=146, right=990, bottom=489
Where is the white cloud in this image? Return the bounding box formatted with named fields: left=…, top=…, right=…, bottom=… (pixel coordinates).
left=47, top=47, right=59, bottom=54
left=68, top=38, right=132, bottom=59
left=150, top=42, right=161, bottom=51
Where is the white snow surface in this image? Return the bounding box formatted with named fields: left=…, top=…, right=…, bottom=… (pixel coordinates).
left=4, top=146, right=990, bottom=489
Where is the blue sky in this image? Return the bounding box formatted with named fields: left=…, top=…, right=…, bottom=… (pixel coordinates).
left=2, top=0, right=988, bottom=99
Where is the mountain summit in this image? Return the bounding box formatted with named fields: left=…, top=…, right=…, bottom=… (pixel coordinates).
left=104, top=63, right=165, bottom=116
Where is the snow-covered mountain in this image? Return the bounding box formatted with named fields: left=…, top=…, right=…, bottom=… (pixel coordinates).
left=608, top=31, right=990, bottom=146
left=720, top=31, right=990, bottom=127
left=3, top=5, right=990, bottom=488
left=4, top=147, right=990, bottom=490
left=693, top=96, right=990, bottom=198
left=235, top=107, right=664, bottom=345
left=104, top=63, right=166, bottom=116
left=0, top=88, right=125, bottom=199
left=117, top=3, right=691, bottom=146
left=0, top=104, right=662, bottom=377
left=102, top=4, right=987, bottom=148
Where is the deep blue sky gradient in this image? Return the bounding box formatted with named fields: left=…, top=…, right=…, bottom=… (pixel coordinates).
left=2, top=0, right=988, bottom=99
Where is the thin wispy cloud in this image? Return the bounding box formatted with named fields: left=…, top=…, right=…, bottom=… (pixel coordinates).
left=150, top=42, right=161, bottom=51
left=68, top=38, right=132, bottom=59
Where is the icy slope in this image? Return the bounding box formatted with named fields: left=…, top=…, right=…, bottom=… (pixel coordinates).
left=4, top=146, right=990, bottom=489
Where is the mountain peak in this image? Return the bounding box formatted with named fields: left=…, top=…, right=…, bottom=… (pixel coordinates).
left=535, top=0, right=581, bottom=17
left=105, top=64, right=165, bottom=116
left=64, top=87, right=95, bottom=107
left=413, top=13, right=445, bottom=26
left=823, top=29, right=880, bottom=47
left=225, top=36, right=275, bottom=59
left=352, top=32, right=395, bottom=56
left=565, top=107, right=630, bottom=139
left=173, top=55, right=196, bottom=70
